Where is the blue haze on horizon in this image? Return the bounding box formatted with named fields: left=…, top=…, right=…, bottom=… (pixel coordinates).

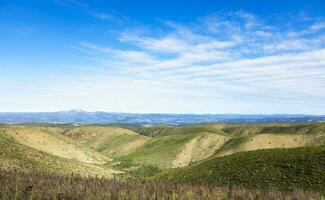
left=1, top=0, right=325, bottom=114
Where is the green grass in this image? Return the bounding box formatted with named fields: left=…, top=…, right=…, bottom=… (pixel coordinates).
left=0, top=131, right=53, bottom=173
left=137, top=125, right=174, bottom=137
left=126, top=165, right=162, bottom=178
left=102, top=123, right=325, bottom=175
left=221, top=123, right=325, bottom=136
left=213, top=136, right=249, bottom=155
left=0, top=129, right=114, bottom=177
left=117, top=133, right=198, bottom=169
left=156, top=146, right=325, bottom=191
left=1, top=123, right=325, bottom=191
left=137, top=124, right=227, bottom=137
left=95, top=134, right=139, bottom=153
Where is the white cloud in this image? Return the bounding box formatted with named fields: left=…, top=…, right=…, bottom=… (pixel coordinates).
left=3, top=11, right=325, bottom=113
left=67, top=12, right=325, bottom=113
left=54, top=0, right=122, bottom=22
left=311, top=22, right=325, bottom=31
left=90, top=12, right=114, bottom=20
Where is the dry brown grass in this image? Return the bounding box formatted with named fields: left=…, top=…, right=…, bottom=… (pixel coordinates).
left=1, top=126, right=110, bottom=164
left=63, top=126, right=150, bottom=157
left=218, top=133, right=318, bottom=156
left=172, top=132, right=230, bottom=168
left=0, top=170, right=322, bottom=200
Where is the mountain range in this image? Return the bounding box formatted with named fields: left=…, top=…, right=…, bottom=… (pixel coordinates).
left=0, top=110, right=325, bottom=125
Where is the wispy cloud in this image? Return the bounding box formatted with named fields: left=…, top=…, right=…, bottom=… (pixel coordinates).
left=90, top=12, right=113, bottom=20
left=2, top=11, right=325, bottom=113
left=53, top=0, right=87, bottom=8
left=53, top=0, right=122, bottom=22
left=67, top=11, right=325, bottom=113
left=311, top=22, right=325, bottom=31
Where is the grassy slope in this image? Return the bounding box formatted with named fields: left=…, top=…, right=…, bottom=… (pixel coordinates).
left=219, top=123, right=325, bottom=136
left=0, top=125, right=110, bottom=164
left=112, top=123, right=325, bottom=176
left=214, top=123, right=325, bottom=156
left=117, top=133, right=198, bottom=169
left=156, top=146, right=325, bottom=191
left=0, top=129, right=117, bottom=177
left=138, top=124, right=226, bottom=137
left=44, top=124, right=229, bottom=171
left=62, top=126, right=149, bottom=157
left=124, top=123, right=325, bottom=167
left=115, top=124, right=231, bottom=170
left=171, top=132, right=230, bottom=167
left=0, top=123, right=324, bottom=180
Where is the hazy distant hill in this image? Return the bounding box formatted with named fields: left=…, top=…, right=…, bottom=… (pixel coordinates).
left=1, top=110, right=325, bottom=125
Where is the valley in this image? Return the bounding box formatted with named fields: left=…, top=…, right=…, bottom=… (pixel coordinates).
left=1, top=122, right=324, bottom=199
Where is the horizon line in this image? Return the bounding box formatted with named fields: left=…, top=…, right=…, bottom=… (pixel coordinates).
left=0, top=110, right=324, bottom=116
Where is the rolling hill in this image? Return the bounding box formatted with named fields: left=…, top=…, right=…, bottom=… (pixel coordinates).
left=0, top=125, right=109, bottom=164
left=0, top=122, right=324, bottom=185
left=155, top=146, right=325, bottom=191
left=117, top=123, right=325, bottom=170
left=61, top=126, right=149, bottom=157
left=0, top=125, right=118, bottom=177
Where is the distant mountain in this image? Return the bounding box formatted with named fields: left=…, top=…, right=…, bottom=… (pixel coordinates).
left=0, top=110, right=325, bottom=125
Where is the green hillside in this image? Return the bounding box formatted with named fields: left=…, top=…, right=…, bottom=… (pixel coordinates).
left=115, top=124, right=233, bottom=170
left=214, top=123, right=325, bottom=156
left=0, top=123, right=324, bottom=183
left=116, top=133, right=199, bottom=169
left=0, top=128, right=117, bottom=177
left=0, top=125, right=110, bottom=164
left=61, top=126, right=149, bottom=157
left=118, top=123, right=325, bottom=170
left=156, top=146, right=325, bottom=191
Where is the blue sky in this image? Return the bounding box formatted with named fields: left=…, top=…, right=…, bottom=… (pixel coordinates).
left=1, top=0, right=325, bottom=114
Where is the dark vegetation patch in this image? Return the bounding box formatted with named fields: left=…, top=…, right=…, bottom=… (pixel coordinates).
left=136, top=125, right=174, bottom=137
left=156, top=146, right=325, bottom=192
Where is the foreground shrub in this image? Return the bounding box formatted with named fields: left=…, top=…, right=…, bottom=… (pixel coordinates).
left=0, top=170, right=323, bottom=200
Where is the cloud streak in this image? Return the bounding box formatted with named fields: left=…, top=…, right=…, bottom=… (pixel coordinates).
left=53, top=0, right=122, bottom=22
left=2, top=11, right=325, bottom=113
left=69, top=12, right=325, bottom=113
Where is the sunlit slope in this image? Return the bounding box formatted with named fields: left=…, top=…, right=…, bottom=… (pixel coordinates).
left=118, top=125, right=231, bottom=169
left=0, top=129, right=117, bottom=177
left=171, top=132, right=230, bottom=167
left=56, top=124, right=231, bottom=168
left=156, top=146, right=325, bottom=191
left=137, top=124, right=226, bottom=137
left=214, top=123, right=325, bottom=156
left=0, top=125, right=110, bottom=164
left=0, top=123, right=324, bottom=177
left=221, top=123, right=325, bottom=136
left=119, top=123, right=325, bottom=170
left=62, top=126, right=150, bottom=157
